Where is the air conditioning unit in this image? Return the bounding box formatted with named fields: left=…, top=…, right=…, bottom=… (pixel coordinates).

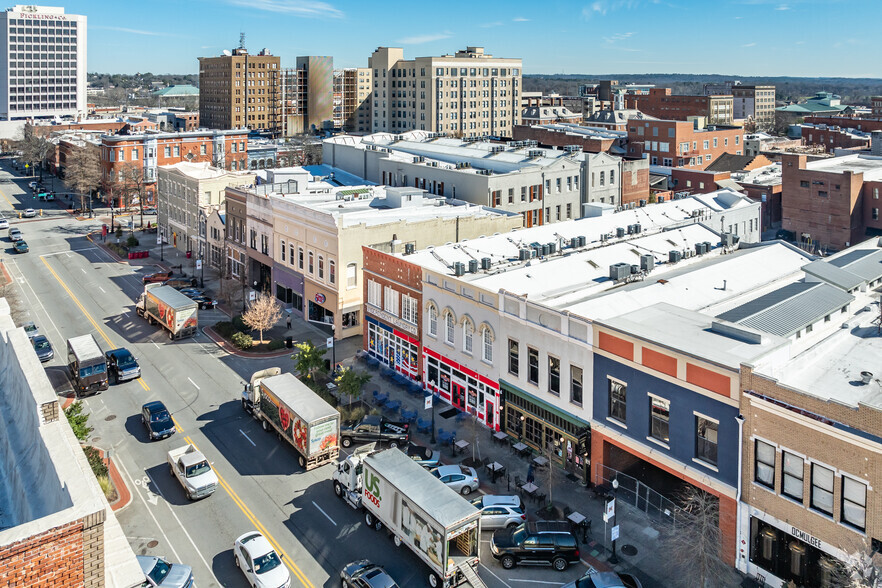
left=481, top=257, right=491, bottom=270
left=453, top=262, right=466, bottom=276
left=616, top=227, right=626, bottom=238
left=468, top=259, right=479, bottom=273
left=404, top=243, right=415, bottom=255
left=669, top=250, right=682, bottom=263
left=640, top=254, right=655, bottom=271
left=609, top=262, right=630, bottom=281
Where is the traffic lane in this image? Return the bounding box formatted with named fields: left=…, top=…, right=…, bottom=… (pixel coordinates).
left=477, top=531, right=590, bottom=588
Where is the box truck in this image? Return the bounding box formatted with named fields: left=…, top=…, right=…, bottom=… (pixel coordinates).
left=136, top=283, right=198, bottom=340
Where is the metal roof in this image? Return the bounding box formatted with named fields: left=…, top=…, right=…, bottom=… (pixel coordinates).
left=828, top=248, right=882, bottom=282
left=717, top=282, right=854, bottom=337
left=67, top=334, right=103, bottom=361
left=366, top=448, right=479, bottom=530
left=802, top=259, right=864, bottom=291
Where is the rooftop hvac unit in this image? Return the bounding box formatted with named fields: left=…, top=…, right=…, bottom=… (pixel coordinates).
left=609, top=262, right=631, bottom=281
left=481, top=257, right=492, bottom=270
left=468, top=259, right=479, bottom=273
left=627, top=224, right=635, bottom=235
left=528, top=149, right=544, bottom=158
left=616, top=227, right=626, bottom=238
left=518, top=249, right=531, bottom=261
left=630, top=264, right=640, bottom=274
left=548, top=242, right=557, bottom=254
left=639, top=199, right=647, bottom=207
left=570, top=237, right=579, bottom=248
left=453, top=262, right=466, bottom=276
left=404, top=243, right=415, bottom=255
left=541, top=244, right=550, bottom=256
left=578, top=235, right=587, bottom=247
left=640, top=254, right=655, bottom=272
left=695, top=243, right=705, bottom=256
left=703, top=241, right=713, bottom=252
left=634, top=223, right=641, bottom=234
left=657, top=195, right=665, bottom=203
left=722, top=232, right=739, bottom=247
left=669, top=250, right=682, bottom=263
left=600, top=234, right=607, bottom=243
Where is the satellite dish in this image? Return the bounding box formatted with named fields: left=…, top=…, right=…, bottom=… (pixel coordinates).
left=222, top=50, right=232, bottom=56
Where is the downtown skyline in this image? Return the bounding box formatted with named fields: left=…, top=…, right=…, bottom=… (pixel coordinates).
left=66, top=0, right=880, bottom=78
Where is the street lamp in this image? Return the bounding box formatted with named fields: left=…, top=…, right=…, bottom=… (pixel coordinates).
left=519, top=414, right=525, bottom=442
left=609, top=478, right=620, bottom=564
left=430, top=388, right=437, bottom=444
left=199, top=256, right=205, bottom=288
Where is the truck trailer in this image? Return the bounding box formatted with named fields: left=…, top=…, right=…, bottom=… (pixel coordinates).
left=332, top=447, right=485, bottom=588
left=136, top=284, right=198, bottom=340
left=243, top=370, right=340, bottom=471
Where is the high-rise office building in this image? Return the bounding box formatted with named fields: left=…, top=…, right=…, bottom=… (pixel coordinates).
left=198, top=44, right=281, bottom=135
left=368, top=46, right=522, bottom=138
left=335, top=67, right=371, bottom=133
left=0, top=5, right=86, bottom=121
left=281, top=56, right=333, bottom=136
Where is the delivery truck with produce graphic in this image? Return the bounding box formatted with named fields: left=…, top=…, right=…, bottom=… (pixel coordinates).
left=242, top=368, right=340, bottom=470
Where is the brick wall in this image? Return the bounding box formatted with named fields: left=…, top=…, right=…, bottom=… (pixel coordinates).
left=626, top=119, right=744, bottom=170
left=805, top=115, right=882, bottom=133
left=620, top=159, right=650, bottom=206
left=671, top=169, right=731, bottom=194
left=802, top=126, right=870, bottom=153
left=512, top=125, right=617, bottom=154
left=0, top=520, right=85, bottom=587
left=361, top=246, right=423, bottom=353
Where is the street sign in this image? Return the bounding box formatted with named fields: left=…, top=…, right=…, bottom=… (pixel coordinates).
left=425, top=394, right=433, bottom=410
left=196, top=259, right=202, bottom=270
left=249, top=291, right=256, bottom=301
left=326, top=336, right=334, bottom=348
left=156, top=235, right=161, bottom=245
left=606, top=498, right=616, bottom=519
left=611, top=525, right=620, bottom=541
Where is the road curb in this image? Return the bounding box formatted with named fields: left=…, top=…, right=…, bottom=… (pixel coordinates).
left=95, top=447, right=132, bottom=513
left=202, top=326, right=293, bottom=359
left=0, top=260, right=12, bottom=287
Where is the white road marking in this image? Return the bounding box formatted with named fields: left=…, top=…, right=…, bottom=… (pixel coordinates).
left=144, top=471, right=222, bottom=586
left=478, top=563, right=512, bottom=588
left=115, top=458, right=183, bottom=562
left=239, top=429, right=256, bottom=447
left=187, top=377, right=200, bottom=390
left=81, top=268, right=86, bottom=274
left=152, top=341, right=160, bottom=349
left=508, top=580, right=562, bottom=585
left=312, top=501, right=337, bottom=526
left=6, top=258, right=64, bottom=344
left=98, top=286, right=105, bottom=294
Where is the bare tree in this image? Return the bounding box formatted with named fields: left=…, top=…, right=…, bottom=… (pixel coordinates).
left=241, top=292, right=282, bottom=344
left=116, top=163, right=145, bottom=232
left=15, top=124, right=53, bottom=180
left=64, top=147, right=101, bottom=214
left=662, top=486, right=739, bottom=588
left=829, top=538, right=882, bottom=588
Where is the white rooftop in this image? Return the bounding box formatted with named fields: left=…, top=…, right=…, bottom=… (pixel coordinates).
left=163, top=161, right=250, bottom=180
left=731, top=163, right=782, bottom=187
left=805, top=153, right=882, bottom=181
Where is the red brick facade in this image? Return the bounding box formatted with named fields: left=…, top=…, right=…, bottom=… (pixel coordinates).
left=512, top=124, right=619, bottom=154
left=626, top=88, right=734, bottom=126
left=671, top=168, right=731, bottom=194
left=801, top=125, right=870, bottom=153
left=626, top=119, right=744, bottom=170
left=805, top=115, right=882, bottom=133
left=620, top=159, right=651, bottom=206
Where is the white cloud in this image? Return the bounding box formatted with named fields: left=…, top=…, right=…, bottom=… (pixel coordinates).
left=603, top=31, right=635, bottom=43
left=221, top=0, right=343, bottom=18
left=92, top=25, right=177, bottom=37
left=775, top=3, right=790, bottom=9
left=512, top=17, right=530, bottom=21
left=583, top=0, right=640, bottom=18
left=742, top=42, right=757, bottom=47
left=397, top=32, right=453, bottom=45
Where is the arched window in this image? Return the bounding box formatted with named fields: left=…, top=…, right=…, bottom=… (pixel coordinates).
left=428, top=304, right=438, bottom=337
left=445, top=312, right=455, bottom=344
left=462, top=317, right=474, bottom=354
left=480, top=324, right=494, bottom=363
left=610, top=169, right=615, bottom=184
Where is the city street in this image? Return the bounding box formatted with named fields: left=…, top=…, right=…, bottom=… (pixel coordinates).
left=0, top=160, right=593, bottom=588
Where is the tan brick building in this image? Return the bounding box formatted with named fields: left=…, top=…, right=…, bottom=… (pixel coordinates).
left=198, top=46, right=281, bottom=135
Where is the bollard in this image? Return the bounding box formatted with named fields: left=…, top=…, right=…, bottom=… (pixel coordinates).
left=39, top=209, right=43, bottom=217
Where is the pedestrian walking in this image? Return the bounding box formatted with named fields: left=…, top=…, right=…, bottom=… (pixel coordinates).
left=286, top=315, right=292, bottom=330
left=526, top=464, right=535, bottom=484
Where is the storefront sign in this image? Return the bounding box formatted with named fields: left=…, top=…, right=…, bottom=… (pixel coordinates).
left=366, top=304, right=418, bottom=336
left=314, top=292, right=326, bottom=304
left=790, top=527, right=823, bottom=550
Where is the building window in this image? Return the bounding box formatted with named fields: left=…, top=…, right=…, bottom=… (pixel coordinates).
left=280, top=240, right=286, bottom=262
left=873, top=208, right=879, bottom=221
left=649, top=396, right=670, bottom=444
left=842, top=477, right=867, bottom=531
left=608, top=379, right=626, bottom=423
left=527, top=347, right=539, bottom=385
left=508, top=339, right=519, bottom=376
left=445, top=312, right=455, bottom=344
left=782, top=451, right=804, bottom=501
left=800, top=180, right=809, bottom=188
left=548, top=355, right=560, bottom=395
left=329, top=260, right=335, bottom=284
left=755, top=440, right=776, bottom=489
left=346, top=263, right=357, bottom=288
left=810, top=463, right=834, bottom=516
left=463, top=321, right=474, bottom=354
left=367, top=280, right=381, bottom=307
left=298, top=247, right=304, bottom=270
left=383, top=285, right=398, bottom=316
left=308, top=251, right=314, bottom=274
left=482, top=327, right=493, bottom=363
left=401, top=294, right=417, bottom=324
left=428, top=305, right=438, bottom=337
left=570, top=365, right=583, bottom=406
left=318, top=256, right=324, bottom=279
left=695, top=416, right=718, bottom=466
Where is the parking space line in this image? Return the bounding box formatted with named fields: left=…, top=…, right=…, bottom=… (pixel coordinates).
left=239, top=429, right=256, bottom=447
left=478, top=563, right=512, bottom=588
left=187, top=377, right=200, bottom=390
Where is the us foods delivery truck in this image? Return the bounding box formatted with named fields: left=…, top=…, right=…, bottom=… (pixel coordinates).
left=136, top=284, right=198, bottom=340
left=242, top=370, right=340, bottom=470
left=332, top=447, right=484, bottom=588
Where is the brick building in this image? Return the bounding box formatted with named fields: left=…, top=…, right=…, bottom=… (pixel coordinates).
left=805, top=115, right=882, bottom=133
left=781, top=153, right=882, bottom=251
left=627, top=88, right=734, bottom=126
left=99, top=129, right=249, bottom=207
left=512, top=122, right=626, bottom=154
left=626, top=119, right=744, bottom=170
left=801, top=124, right=871, bottom=153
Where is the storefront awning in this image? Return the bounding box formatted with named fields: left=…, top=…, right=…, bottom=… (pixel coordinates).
left=500, top=379, right=589, bottom=432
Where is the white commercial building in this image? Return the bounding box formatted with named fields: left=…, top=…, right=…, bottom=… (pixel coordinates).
left=0, top=5, right=86, bottom=120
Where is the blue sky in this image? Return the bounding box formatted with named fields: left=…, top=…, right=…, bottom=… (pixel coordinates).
left=72, top=0, right=879, bottom=77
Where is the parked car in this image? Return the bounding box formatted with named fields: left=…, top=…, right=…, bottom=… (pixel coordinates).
left=403, top=441, right=440, bottom=468
left=429, top=464, right=479, bottom=495
left=27, top=181, right=38, bottom=189
left=8, top=227, right=22, bottom=241
left=490, top=521, right=580, bottom=571
left=144, top=206, right=157, bottom=215
left=176, top=288, right=204, bottom=297
left=341, top=560, right=399, bottom=588
left=13, top=240, right=28, bottom=253
left=470, top=495, right=525, bottom=530
left=562, top=570, right=643, bottom=588
left=106, top=347, right=141, bottom=383
left=143, top=270, right=172, bottom=284
left=141, top=401, right=176, bottom=441
left=163, top=277, right=198, bottom=288
left=233, top=531, right=291, bottom=588
left=136, top=555, right=195, bottom=588
left=0, top=218, right=8, bottom=229
left=189, top=296, right=216, bottom=310
left=32, top=335, right=54, bottom=362
left=22, top=321, right=38, bottom=339
left=23, top=208, right=36, bottom=218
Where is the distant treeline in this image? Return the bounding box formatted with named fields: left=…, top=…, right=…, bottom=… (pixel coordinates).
left=524, top=73, right=882, bottom=106
left=88, top=73, right=199, bottom=90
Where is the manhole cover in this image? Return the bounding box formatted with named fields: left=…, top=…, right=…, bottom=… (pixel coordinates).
left=147, top=540, right=159, bottom=548
left=105, top=415, right=116, bottom=421
left=621, top=544, right=638, bottom=556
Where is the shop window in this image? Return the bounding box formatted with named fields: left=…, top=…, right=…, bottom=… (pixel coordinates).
left=508, top=339, right=519, bottom=376
left=570, top=365, right=582, bottom=406
left=810, top=463, right=834, bottom=516
left=428, top=306, right=438, bottom=337
left=608, top=379, right=626, bottom=423
left=481, top=327, right=492, bottom=363
left=527, top=347, right=539, bottom=385
left=695, top=416, right=718, bottom=466
left=649, top=396, right=670, bottom=444
left=445, top=312, right=455, bottom=344
left=755, top=440, right=776, bottom=489
left=782, top=452, right=804, bottom=502
left=842, top=476, right=867, bottom=531
left=342, top=310, right=359, bottom=328
left=548, top=355, right=560, bottom=395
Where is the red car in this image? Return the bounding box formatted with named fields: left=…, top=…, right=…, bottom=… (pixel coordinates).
left=142, top=271, right=172, bottom=284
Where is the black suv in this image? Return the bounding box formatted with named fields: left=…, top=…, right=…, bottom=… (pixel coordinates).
left=490, top=521, right=580, bottom=571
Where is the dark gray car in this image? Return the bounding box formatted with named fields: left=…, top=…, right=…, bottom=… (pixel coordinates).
left=341, top=560, right=399, bottom=588
left=561, top=570, right=643, bottom=588
left=137, top=555, right=194, bottom=588
left=32, top=335, right=53, bottom=362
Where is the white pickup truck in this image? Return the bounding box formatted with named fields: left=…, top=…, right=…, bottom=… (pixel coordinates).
left=167, top=444, right=218, bottom=500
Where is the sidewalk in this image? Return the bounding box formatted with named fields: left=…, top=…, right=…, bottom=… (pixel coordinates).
left=337, top=354, right=689, bottom=588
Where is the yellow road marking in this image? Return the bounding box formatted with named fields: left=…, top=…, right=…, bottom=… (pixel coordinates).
left=137, top=377, right=150, bottom=391
left=183, top=436, right=313, bottom=588
left=42, top=255, right=314, bottom=588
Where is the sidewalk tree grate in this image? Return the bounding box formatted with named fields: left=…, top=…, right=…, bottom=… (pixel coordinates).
left=621, top=544, right=638, bottom=556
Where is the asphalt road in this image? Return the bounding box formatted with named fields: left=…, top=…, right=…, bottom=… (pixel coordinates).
left=0, top=161, right=591, bottom=588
